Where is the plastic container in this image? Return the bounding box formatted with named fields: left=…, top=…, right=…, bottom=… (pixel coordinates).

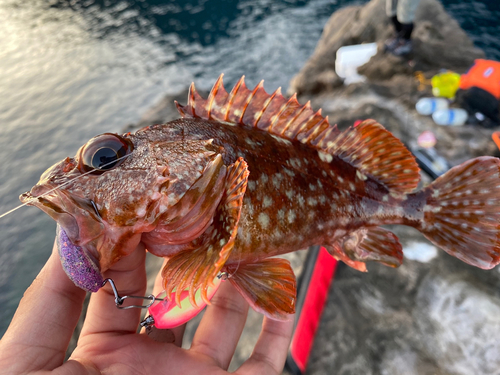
left=432, top=108, right=468, bottom=126
left=415, top=97, right=449, bottom=115
left=335, top=43, right=378, bottom=84
left=431, top=71, right=461, bottom=98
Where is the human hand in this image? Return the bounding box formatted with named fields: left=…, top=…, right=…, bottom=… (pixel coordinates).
left=0, top=241, right=294, bottom=374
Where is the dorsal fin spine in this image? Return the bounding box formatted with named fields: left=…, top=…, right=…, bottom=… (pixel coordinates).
left=284, top=99, right=310, bottom=136
left=269, top=89, right=291, bottom=132
left=258, top=87, right=282, bottom=131
left=278, top=94, right=300, bottom=136
left=188, top=83, right=196, bottom=117
left=254, top=87, right=278, bottom=127
left=225, top=76, right=245, bottom=122
left=239, top=80, right=263, bottom=124
left=206, top=74, right=224, bottom=119
left=174, top=100, right=185, bottom=117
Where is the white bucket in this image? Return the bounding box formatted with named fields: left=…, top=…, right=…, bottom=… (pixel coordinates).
left=335, top=43, right=378, bottom=84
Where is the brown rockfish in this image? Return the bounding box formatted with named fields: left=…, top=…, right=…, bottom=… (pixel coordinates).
left=21, top=75, right=500, bottom=322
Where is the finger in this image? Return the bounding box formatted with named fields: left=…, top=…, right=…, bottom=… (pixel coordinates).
left=237, top=315, right=294, bottom=375
left=190, top=281, right=249, bottom=370
left=141, top=258, right=186, bottom=346
left=0, top=241, right=86, bottom=371
left=80, top=241, right=147, bottom=337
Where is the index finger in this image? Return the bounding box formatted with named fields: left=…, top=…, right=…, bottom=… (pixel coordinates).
left=0, top=241, right=86, bottom=372
left=237, top=315, right=294, bottom=375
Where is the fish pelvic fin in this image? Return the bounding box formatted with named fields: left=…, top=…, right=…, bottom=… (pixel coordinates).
left=162, top=158, right=249, bottom=307
left=418, top=156, right=500, bottom=269
left=226, top=258, right=296, bottom=320
left=176, top=76, right=419, bottom=194
left=325, top=227, right=403, bottom=271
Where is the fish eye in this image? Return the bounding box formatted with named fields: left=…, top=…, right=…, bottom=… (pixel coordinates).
left=78, top=133, right=133, bottom=174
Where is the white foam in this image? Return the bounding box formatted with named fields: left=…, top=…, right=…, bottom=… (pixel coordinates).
left=403, top=241, right=438, bottom=263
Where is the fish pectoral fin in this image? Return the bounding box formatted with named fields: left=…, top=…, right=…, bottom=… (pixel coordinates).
left=226, top=258, right=296, bottom=320
left=162, top=157, right=249, bottom=307
left=326, top=227, right=403, bottom=270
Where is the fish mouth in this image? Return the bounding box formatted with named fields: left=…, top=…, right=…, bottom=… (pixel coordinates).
left=56, top=224, right=103, bottom=292
left=20, top=184, right=104, bottom=269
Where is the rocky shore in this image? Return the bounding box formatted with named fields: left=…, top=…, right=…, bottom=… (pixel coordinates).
left=124, top=0, right=500, bottom=373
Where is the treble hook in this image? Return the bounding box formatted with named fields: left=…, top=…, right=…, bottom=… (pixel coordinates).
left=101, top=278, right=165, bottom=310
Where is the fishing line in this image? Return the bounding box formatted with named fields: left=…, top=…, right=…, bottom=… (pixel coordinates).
left=0, top=152, right=134, bottom=220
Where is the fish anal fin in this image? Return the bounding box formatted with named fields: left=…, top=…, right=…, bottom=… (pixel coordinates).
left=325, top=227, right=403, bottom=270
left=342, top=227, right=403, bottom=268
left=324, top=243, right=368, bottom=272
left=162, top=158, right=249, bottom=307
left=226, top=258, right=296, bottom=320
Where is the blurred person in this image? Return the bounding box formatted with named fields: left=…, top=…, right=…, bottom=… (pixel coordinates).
left=384, top=0, right=421, bottom=56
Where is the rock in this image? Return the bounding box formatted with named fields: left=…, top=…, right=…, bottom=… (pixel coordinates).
left=289, top=0, right=484, bottom=96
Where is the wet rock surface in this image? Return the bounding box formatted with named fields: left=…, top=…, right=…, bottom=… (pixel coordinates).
left=125, top=0, right=500, bottom=373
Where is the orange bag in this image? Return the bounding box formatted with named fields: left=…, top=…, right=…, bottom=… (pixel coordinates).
left=460, top=59, right=500, bottom=99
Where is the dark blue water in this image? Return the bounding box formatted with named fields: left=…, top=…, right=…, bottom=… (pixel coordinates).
left=0, top=0, right=498, bottom=338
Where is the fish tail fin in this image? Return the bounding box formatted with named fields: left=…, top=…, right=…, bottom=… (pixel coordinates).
left=417, top=156, right=500, bottom=269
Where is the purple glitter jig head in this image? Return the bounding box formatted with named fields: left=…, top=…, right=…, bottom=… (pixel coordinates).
left=56, top=224, right=103, bottom=292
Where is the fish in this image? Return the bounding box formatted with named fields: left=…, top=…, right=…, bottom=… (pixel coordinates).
left=20, top=74, right=500, bottom=323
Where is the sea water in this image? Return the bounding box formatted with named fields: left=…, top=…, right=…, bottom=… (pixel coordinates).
left=0, top=0, right=498, bottom=337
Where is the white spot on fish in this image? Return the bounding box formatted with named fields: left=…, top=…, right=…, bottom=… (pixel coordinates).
left=258, top=212, right=270, bottom=229
left=271, top=134, right=292, bottom=145
left=297, top=195, right=305, bottom=207
left=247, top=180, right=256, bottom=191
left=263, top=196, right=273, bottom=208
left=245, top=138, right=257, bottom=146
left=278, top=209, right=285, bottom=221
left=318, top=151, right=333, bottom=163
left=356, top=170, right=367, bottom=181
left=308, top=197, right=317, bottom=206
left=432, top=189, right=440, bottom=198
left=272, top=174, right=283, bottom=188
